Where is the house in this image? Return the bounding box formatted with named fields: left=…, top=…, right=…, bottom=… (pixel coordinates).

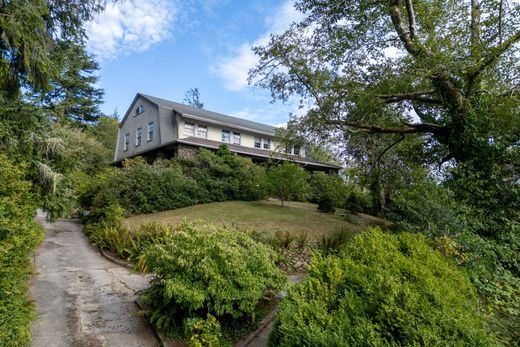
left=114, top=93, right=340, bottom=173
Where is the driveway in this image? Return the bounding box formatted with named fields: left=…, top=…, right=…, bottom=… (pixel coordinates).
left=29, top=218, right=159, bottom=347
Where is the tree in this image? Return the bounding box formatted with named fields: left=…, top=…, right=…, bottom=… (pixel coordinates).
left=0, top=0, right=105, bottom=97
left=250, top=0, right=520, bottom=222
left=36, top=42, right=104, bottom=128
left=266, top=162, right=310, bottom=206
left=184, top=87, right=204, bottom=109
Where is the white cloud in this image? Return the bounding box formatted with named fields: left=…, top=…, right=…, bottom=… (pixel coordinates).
left=212, top=1, right=304, bottom=91
left=87, top=0, right=176, bottom=60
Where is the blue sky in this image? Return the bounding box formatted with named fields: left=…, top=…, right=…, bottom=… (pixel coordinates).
left=86, top=0, right=303, bottom=126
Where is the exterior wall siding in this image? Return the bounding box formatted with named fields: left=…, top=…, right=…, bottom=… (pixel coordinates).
left=177, top=117, right=305, bottom=156
left=115, top=96, right=161, bottom=162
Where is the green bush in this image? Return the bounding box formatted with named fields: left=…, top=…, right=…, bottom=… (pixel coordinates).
left=80, top=148, right=268, bottom=218
left=344, top=185, right=372, bottom=213
left=309, top=171, right=347, bottom=208
left=317, top=193, right=335, bottom=213
left=141, top=222, right=286, bottom=337
left=184, top=314, right=228, bottom=347
left=0, top=155, right=44, bottom=346
left=269, top=228, right=495, bottom=346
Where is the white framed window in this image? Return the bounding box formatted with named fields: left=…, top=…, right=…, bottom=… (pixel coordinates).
left=254, top=137, right=261, bottom=148
left=196, top=125, right=208, bottom=138
left=263, top=138, right=271, bottom=149
left=222, top=130, right=230, bottom=142
left=136, top=128, right=142, bottom=146
left=293, top=145, right=301, bottom=156
left=147, top=121, right=154, bottom=141
left=136, top=104, right=144, bottom=115
left=184, top=122, right=195, bottom=137
left=124, top=133, right=129, bottom=151
left=232, top=132, right=241, bottom=145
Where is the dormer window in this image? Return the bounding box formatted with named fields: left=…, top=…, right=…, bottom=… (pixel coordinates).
left=136, top=105, right=144, bottom=115
left=293, top=145, right=300, bottom=156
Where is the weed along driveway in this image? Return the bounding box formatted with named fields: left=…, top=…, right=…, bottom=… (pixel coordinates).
left=30, top=218, right=159, bottom=347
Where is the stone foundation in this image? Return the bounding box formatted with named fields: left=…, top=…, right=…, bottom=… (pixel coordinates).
left=176, top=143, right=199, bottom=159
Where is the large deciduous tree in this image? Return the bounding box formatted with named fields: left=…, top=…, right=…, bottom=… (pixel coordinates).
left=250, top=0, right=519, bottom=222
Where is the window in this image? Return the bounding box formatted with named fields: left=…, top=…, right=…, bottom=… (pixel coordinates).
left=184, top=122, right=195, bottom=136
left=147, top=121, right=154, bottom=141
left=196, top=125, right=208, bottom=138
left=232, top=132, right=241, bottom=145
left=254, top=137, right=261, bottom=148
left=136, top=128, right=142, bottom=146
left=293, top=145, right=300, bottom=156
left=136, top=104, right=144, bottom=115
left=263, top=138, right=271, bottom=150
left=222, top=130, right=230, bottom=142
left=124, top=133, right=129, bottom=151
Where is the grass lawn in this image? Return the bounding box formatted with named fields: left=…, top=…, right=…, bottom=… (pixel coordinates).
left=124, top=200, right=389, bottom=239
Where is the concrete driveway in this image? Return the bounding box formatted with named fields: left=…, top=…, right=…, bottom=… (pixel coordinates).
left=29, top=218, right=159, bottom=347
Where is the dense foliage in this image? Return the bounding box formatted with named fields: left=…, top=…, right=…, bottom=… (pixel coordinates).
left=80, top=148, right=269, bottom=218
left=269, top=228, right=495, bottom=346
left=141, top=222, right=286, bottom=340
left=265, top=162, right=310, bottom=206
left=0, top=155, right=44, bottom=346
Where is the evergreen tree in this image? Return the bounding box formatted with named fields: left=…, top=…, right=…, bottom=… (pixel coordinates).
left=38, top=42, right=104, bottom=127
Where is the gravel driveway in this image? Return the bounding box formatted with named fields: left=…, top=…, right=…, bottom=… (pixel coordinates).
left=29, top=218, right=159, bottom=347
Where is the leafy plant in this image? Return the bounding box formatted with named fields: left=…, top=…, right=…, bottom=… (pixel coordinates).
left=0, top=155, right=44, bottom=346
left=141, top=222, right=286, bottom=338
left=269, top=228, right=496, bottom=346
left=184, top=314, right=228, bottom=347
left=266, top=163, right=310, bottom=206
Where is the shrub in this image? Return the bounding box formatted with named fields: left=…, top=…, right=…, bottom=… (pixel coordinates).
left=80, top=150, right=268, bottom=218
left=269, top=228, right=495, bottom=346
left=0, top=155, right=44, bottom=346
left=309, top=171, right=347, bottom=208
left=344, top=185, right=372, bottom=213
left=141, top=222, right=286, bottom=337
left=317, top=193, right=335, bottom=213
left=184, top=314, right=227, bottom=347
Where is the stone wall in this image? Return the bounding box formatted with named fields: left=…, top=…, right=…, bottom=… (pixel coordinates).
left=176, top=143, right=199, bottom=159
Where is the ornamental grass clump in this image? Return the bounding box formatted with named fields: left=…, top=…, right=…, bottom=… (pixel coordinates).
left=269, top=228, right=496, bottom=346
left=141, top=222, right=286, bottom=339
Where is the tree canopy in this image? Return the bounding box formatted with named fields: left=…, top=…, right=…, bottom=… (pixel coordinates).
left=250, top=0, right=520, bottom=214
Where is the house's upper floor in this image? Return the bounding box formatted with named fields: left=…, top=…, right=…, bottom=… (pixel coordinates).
left=114, top=93, right=339, bottom=171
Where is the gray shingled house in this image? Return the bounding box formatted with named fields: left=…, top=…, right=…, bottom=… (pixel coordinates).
left=114, top=93, right=340, bottom=173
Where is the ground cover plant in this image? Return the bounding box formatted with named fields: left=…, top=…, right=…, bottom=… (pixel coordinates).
left=269, top=228, right=496, bottom=346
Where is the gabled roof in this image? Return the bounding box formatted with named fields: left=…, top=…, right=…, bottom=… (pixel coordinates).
left=138, top=93, right=277, bottom=136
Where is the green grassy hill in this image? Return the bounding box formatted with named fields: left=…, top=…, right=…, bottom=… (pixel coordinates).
left=124, top=200, right=389, bottom=239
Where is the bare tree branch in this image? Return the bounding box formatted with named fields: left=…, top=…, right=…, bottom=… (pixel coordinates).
left=377, top=133, right=405, bottom=163
left=328, top=119, right=449, bottom=136
left=404, top=0, right=417, bottom=38
left=374, top=90, right=441, bottom=104
left=388, top=0, right=422, bottom=56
